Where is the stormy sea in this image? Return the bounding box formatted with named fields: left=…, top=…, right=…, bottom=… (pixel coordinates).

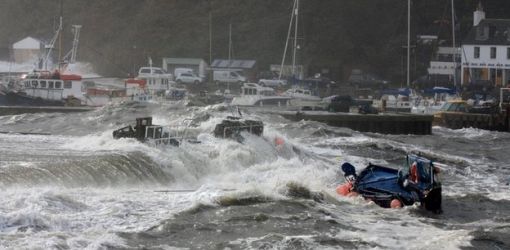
left=0, top=102, right=509, bottom=249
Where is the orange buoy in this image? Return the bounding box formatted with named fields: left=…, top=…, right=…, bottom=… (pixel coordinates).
left=390, top=199, right=402, bottom=208
left=336, top=182, right=352, bottom=196
left=275, top=137, right=285, bottom=146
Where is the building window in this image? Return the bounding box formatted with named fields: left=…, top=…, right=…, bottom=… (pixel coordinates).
left=474, top=47, right=480, bottom=58
left=64, top=81, right=72, bottom=89
left=491, top=47, right=497, bottom=59
left=507, top=47, right=510, bottom=59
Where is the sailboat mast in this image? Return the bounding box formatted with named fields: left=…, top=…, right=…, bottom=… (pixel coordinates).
left=278, top=0, right=297, bottom=80
left=209, top=5, right=212, bottom=65
left=407, top=0, right=410, bottom=87
left=228, top=23, right=232, bottom=62
left=292, top=0, right=299, bottom=77
left=451, top=0, right=457, bottom=87
left=58, top=0, right=63, bottom=71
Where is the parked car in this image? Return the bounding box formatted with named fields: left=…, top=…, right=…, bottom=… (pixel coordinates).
left=138, top=67, right=173, bottom=79
left=213, top=70, right=246, bottom=84
left=258, top=78, right=287, bottom=87
left=174, top=68, right=193, bottom=77
left=175, top=72, right=203, bottom=84
left=257, top=71, right=288, bottom=87
left=322, top=95, right=376, bottom=113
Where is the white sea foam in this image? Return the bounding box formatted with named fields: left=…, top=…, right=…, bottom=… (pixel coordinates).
left=1, top=108, right=507, bottom=249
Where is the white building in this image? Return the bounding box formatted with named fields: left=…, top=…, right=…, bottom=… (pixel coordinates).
left=461, top=3, right=510, bottom=86
left=428, top=47, right=460, bottom=75
left=12, top=36, right=45, bottom=64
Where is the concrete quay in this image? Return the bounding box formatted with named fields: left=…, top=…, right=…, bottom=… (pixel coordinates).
left=272, top=111, right=433, bottom=135
left=0, top=106, right=95, bottom=116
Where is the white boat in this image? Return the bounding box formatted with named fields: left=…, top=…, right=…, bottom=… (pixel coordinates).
left=132, top=66, right=174, bottom=96
left=282, top=87, right=322, bottom=110
left=411, top=87, right=458, bottom=114
left=372, top=88, right=418, bottom=113
left=13, top=70, right=85, bottom=106
left=231, top=83, right=291, bottom=108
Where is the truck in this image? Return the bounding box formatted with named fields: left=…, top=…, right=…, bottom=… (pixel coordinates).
left=213, top=70, right=246, bottom=84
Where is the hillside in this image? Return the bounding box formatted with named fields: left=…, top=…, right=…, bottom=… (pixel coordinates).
left=1, top=0, right=509, bottom=82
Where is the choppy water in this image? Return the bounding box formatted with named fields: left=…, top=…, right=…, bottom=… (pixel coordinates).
left=1, top=102, right=509, bottom=249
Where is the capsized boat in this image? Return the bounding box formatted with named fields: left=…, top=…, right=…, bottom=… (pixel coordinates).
left=337, top=154, right=442, bottom=213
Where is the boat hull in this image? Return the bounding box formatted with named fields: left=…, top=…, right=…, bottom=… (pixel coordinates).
left=0, top=91, right=65, bottom=106
left=340, top=159, right=442, bottom=213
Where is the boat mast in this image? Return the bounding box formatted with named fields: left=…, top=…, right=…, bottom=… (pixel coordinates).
left=58, top=0, right=63, bottom=71
left=292, top=0, right=299, bottom=78
left=451, top=0, right=457, bottom=87
left=69, top=25, right=81, bottom=64
left=228, top=23, right=232, bottom=62
left=407, top=0, right=410, bottom=87
left=208, top=2, right=212, bottom=65
left=279, top=0, right=297, bottom=80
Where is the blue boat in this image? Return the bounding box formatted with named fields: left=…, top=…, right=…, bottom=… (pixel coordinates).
left=339, top=155, right=442, bottom=213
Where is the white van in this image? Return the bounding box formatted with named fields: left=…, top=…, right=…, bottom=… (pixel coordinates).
left=213, top=70, right=246, bottom=84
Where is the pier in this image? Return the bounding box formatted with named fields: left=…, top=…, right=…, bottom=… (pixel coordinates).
left=0, top=106, right=95, bottom=116
left=433, top=112, right=510, bottom=132
left=272, top=111, right=433, bottom=135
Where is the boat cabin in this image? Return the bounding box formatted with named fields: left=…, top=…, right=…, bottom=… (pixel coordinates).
left=113, top=117, right=180, bottom=146
left=241, top=83, right=276, bottom=96
left=21, top=71, right=84, bottom=101
left=135, top=66, right=174, bottom=94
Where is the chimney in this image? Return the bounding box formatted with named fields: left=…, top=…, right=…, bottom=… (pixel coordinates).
left=473, top=1, right=485, bottom=26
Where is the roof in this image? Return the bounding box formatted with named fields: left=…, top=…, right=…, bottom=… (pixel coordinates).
left=462, top=19, right=510, bottom=45
left=12, top=36, right=44, bottom=49
left=162, top=58, right=206, bottom=65
left=211, top=59, right=256, bottom=69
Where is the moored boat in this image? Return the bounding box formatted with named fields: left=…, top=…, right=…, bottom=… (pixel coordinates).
left=282, top=87, right=322, bottom=110
left=5, top=70, right=85, bottom=106
left=230, top=83, right=292, bottom=108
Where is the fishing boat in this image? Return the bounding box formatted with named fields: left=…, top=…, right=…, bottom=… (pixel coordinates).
left=213, top=115, right=264, bottom=142
left=3, top=70, right=85, bottom=106
left=337, top=154, right=442, bottom=213
left=113, top=117, right=192, bottom=147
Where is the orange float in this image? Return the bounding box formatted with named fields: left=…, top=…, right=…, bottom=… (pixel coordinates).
left=390, top=199, right=402, bottom=208
left=336, top=182, right=352, bottom=196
